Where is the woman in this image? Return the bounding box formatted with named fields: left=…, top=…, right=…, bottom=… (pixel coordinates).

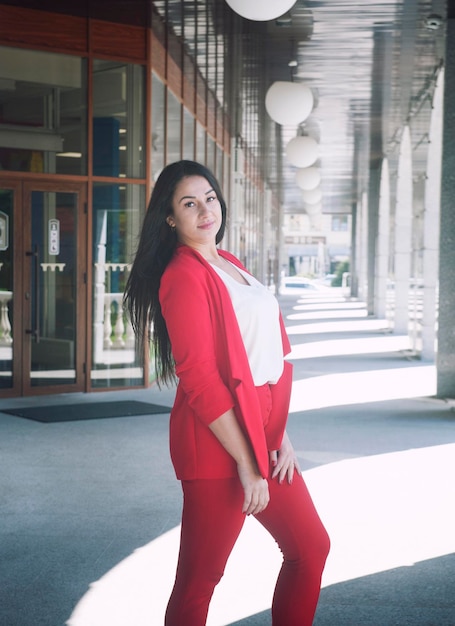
left=124, top=160, right=330, bottom=625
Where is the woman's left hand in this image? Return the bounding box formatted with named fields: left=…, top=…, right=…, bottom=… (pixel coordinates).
left=269, top=431, right=301, bottom=485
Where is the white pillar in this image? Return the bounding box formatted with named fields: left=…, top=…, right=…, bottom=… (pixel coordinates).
left=421, top=68, right=444, bottom=360
left=358, top=191, right=369, bottom=301
left=394, top=125, right=413, bottom=334
left=375, top=157, right=390, bottom=321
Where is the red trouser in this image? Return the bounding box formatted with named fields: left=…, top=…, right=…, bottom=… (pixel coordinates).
left=165, top=471, right=330, bottom=625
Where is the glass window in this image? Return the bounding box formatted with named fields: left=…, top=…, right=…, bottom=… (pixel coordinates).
left=332, top=215, right=349, bottom=231
left=93, top=60, right=145, bottom=179
left=183, top=107, right=195, bottom=160
left=216, top=145, right=223, bottom=186
left=0, top=46, right=87, bottom=175
left=166, top=89, right=181, bottom=165
left=223, top=152, right=230, bottom=201
left=196, top=122, right=206, bottom=164
left=91, top=182, right=145, bottom=388
left=0, top=189, right=13, bottom=389
left=207, top=135, right=215, bottom=172
left=151, top=72, right=165, bottom=179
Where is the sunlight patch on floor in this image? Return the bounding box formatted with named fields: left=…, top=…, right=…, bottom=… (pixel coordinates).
left=289, top=365, right=436, bottom=413
left=288, top=308, right=368, bottom=321
left=288, top=335, right=410, bottom=360
left=310, top=443, right=455, bottom=586
left=66, top=444, right=455, bottom=626
left=292, top=301, right=367, bottom=312
left=285, top=318, right=391, bottom=336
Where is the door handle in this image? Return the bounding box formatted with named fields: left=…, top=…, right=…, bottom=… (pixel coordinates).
left=25, top=244, right=40, bottom=343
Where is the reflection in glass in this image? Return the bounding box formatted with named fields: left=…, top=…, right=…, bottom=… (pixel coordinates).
left=223, top=152, right=230, bottom=197
left=207, top=135, right=215, bottom=172
left=151, top=73, right=165, bottom=179
left=30, top=192, right=77, bottom=386
left=92, top=183, right=145, bottom=388
left=0, top=46, right=87, bottom=175
left=0, top=190, right=13, bottom=388
left=166, top=89, right=181, bottom=165
left=93, top=60, right=145, bottom=179
left=196, top=122, right=206, bottom=164
left=216, top=145, right=224, bottom=187
left=183, top=107, right=195, bottom=160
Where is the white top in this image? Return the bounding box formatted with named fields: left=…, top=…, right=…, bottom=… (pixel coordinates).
left=211, top=262, right=284, bottom=386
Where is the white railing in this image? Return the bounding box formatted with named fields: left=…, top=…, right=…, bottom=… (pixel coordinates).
left=0, top=255, right=136, bottom=367
left=103, top=292, right=135, bottom=349
left=92, top=262, right=136, bottom=364
left=0, top=289, right=134, bottom=353
left=0, top=291, right=12, bottom=346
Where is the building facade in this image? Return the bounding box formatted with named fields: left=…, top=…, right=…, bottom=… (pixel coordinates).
left=1, top=1, right=454, bottom=400
left=0, top=1, right=281, bottom=397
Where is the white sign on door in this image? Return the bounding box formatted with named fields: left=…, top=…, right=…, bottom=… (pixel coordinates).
left=49, top=218, right=60, bottom=255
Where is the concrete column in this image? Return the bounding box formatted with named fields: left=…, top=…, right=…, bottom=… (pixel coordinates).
left=350, top=200, right=358, bottom=298
left=437, top=19, right=455, bottom=398
left=394, top=125, right=413, bottom=334
left=358, top=191, right=369, bottom=302
left=421, top=68, right=444, bottom=361
left=375, top=157, right=390, bottom=321
left=367, top=30, right=392, bottom=315
left=367, top=167, right=380, bottom=315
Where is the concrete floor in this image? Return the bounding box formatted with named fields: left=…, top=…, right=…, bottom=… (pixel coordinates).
left=1, top=288, right=455, bottom=626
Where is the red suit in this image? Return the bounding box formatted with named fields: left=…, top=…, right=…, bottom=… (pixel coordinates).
left=160, top=244, right=330, bottom=626
left=160, top=244, right=293, bottom=479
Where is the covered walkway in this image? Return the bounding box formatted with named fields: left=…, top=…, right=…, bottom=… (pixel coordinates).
left=1, top=287, right=454, bottom=626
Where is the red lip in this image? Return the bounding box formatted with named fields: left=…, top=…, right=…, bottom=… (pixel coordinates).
left=198, top=220, right=215, bottom=229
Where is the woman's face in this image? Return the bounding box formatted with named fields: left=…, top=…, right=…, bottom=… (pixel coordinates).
left=167, top=175, right=222, bottom=250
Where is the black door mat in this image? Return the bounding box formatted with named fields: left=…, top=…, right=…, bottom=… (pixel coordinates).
left=2, top=401, right=171, bottom=423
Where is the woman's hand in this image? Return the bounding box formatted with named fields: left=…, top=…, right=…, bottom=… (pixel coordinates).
left=237, top=461, right=270, bottom=515
left=207, top=408, right=270, bottom=515
left=269, top=431, right=301, bottom=485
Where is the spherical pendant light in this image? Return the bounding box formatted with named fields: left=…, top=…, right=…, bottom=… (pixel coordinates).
left=285, top=136, right=319, bottom=168
left=295, top=166, right=321, bottom=190
left=265, top=81, right=314, bottom=126
left=302, top=187, right=322, bottom=204
left=225, top=0, right=296, bottom=22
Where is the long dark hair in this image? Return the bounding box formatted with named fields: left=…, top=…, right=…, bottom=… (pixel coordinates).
left=124, top=160, right=228, bottom=386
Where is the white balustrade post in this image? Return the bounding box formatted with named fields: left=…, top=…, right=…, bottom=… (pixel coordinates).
left=103, top=297, right=113, bottom=348
left=0, top=292, right=12, bottom=345
left=112, top=295, right=125, bottom=347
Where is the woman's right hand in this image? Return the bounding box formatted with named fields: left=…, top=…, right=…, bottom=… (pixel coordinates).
left=207, top=408, right=270, bottom=515
left=237, top=462, right=270, bottom=515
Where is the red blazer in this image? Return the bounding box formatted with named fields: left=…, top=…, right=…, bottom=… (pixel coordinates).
left=159, top=245, right=293, bottom=480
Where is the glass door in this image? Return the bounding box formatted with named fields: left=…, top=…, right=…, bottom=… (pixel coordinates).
left=0, top=180, right=86, bottom=396
left=23, top=183, right=86, bottom=393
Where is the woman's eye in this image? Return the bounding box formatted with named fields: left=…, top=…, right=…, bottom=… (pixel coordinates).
left=207, top=195, right=216, bottom=202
